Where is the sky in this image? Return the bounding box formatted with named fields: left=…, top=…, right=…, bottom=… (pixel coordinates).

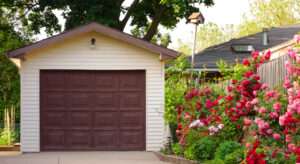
left=37, top=0, right=250, bottom=48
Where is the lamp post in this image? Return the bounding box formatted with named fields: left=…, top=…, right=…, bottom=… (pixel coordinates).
left=188, top=12, right=204, bottom=88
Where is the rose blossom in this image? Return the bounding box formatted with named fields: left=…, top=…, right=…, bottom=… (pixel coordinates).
left=218, top=124, right=224, bottom=129
left=262, top=84, right=268, bottom=89
left=259, top=107, right=267, bottom=114
left=246, top=143, right=251, bottom=148
left=286, top=134, right=291, bottom=142
left=244, top=118, right=251, bottom=126
left=273, top=102, right=281, bottom=111
left=251, top=98, right=259, bottom=105
left=288, top=143, right=295, bottom=151
left=267, top=129, right=273, bottom=134
left=273, top=133, right=281, bottom=140
left=294, top=34, right=300, bottom=44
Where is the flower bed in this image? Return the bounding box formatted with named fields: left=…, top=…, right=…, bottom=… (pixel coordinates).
left=170, top=35, right=300, bottom=164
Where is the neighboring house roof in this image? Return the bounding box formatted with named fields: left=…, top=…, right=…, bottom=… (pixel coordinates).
left=186, top=24, right=300, bottom=69
left=5, top=22, right=181, bottom=60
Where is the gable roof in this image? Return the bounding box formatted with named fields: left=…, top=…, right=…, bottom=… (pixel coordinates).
left=5, top=22, right=181, bottom=60
left=186, top=24, right=300, bottom=69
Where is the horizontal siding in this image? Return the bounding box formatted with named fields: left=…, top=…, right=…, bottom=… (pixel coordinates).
left=20, top=31, right=165, bottom=152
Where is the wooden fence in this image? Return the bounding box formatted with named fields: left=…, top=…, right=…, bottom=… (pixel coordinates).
left=257, top=54, right=292, bottom=89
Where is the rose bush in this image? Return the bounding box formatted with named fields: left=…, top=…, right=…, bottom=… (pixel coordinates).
left=171, top=35, right=300, bottom=163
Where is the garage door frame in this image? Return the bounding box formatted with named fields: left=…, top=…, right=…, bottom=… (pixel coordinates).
left=39, top=70, right=146, bottom=151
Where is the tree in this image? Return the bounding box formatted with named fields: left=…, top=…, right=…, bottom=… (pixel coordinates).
left=0, top=24, right=28, bottom=123
left=236, top=0, right=300, bottom=37
left=0, top=0, right=215, bottom=41
left=176, top=22, right=236, bottom=56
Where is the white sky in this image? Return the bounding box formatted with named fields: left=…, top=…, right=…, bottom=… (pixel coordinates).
left=36, top=0, right=250, bottom=48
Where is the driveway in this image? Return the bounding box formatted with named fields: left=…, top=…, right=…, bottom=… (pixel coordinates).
left=0, top=151, right=170, bottom=164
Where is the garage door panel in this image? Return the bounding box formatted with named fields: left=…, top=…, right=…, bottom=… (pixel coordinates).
left=68, top=112, right=92, bottom=130
left=94, top=92, right=118, bottom=109
left=120, top=92, right=143, bottom=108
left=42, top=112, right=66, bottom=129
left=41, top=70, right=145, bottom=151
left=42, top=131, right=66, bottom=149
left=119, top=72, right=144, bottom=91
left=94, top=112, right=118, bottom=130
left=120, top=131, right=143, bottom=149
left=94, top=131, right=118, bottom=148
left=42, top=92, right=66, bottom=110
left=120, top=112, right=143, bottom=128
left=68, top=72, right=92, bottom=90
left=94, top=72, right=118, bottom=91
left=42, top=71, right=66, bottom=91
left=68, top=92, right=92, bottom=110
left=69, top=131, right=92, bottom=148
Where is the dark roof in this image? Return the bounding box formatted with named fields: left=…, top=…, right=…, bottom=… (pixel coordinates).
left=186, top=24, right=300, bottom=69
left=5, top=22, right=181, bottom=59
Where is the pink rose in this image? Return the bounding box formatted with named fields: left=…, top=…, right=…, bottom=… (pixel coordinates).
left=267, top=129, right=273, bottom=134
left=294, top=34, right=300, bottom=44
left=251, top=98, right=259, bottom=105
left=273, top=102, right=281, bottom=111
left=244, top=118, right=251, bottom=126
left=259, top=107, right=267, bottom=114
left=288, top=143, right=295, bottom=151
left=262, top=84, right=268, bottom=89
left=273, top=133, right=281, bottom=140
left=218, top=124, right=224, bottom=129
left=246, top=143, right=251, bottom=148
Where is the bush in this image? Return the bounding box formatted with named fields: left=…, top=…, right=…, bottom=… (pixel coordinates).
left=172, top=143, right=184, bottom=156
left=224, top=149, right=244, bottom=164
left=0, top=128, right=17, bottom=145
left=184, top=137, right=218, bottom=161
left=215, top=141, right=242, bottom=160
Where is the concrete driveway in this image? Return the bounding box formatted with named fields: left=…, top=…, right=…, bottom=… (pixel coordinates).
left=0, top=151, right=170, bottom=164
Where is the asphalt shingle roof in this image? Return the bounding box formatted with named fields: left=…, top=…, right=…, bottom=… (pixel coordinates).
left=185, top=24, right=300, bottom=69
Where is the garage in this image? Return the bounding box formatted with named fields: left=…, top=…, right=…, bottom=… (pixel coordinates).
left=5, top=22, right=180, bottom=152
left=40, top=70, right=145, bottom=151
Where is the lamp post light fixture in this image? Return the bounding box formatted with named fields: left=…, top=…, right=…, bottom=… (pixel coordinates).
left=188, top=12, right=204, bottom=88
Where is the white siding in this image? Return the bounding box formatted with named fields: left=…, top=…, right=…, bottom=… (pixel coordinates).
left=20, top=31, right=165, bottom=152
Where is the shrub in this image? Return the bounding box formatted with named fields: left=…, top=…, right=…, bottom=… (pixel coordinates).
left=0, top=128, right=17, bottom=145
left=215, top=141, right=242, bottom=160
left=184, top=137, right=218, bottom=161
left=224, top=149, right=244, bottom=164
left=172, top=142, right=184, bottom=156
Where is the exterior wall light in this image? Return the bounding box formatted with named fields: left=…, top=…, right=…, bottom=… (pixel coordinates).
left=91, top=38, right=96, bottom=49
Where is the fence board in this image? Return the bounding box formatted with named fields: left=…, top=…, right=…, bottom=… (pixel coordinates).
left=258, top=55, right=292, bottom=89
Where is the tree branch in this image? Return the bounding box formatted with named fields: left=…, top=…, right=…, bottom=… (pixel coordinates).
left=120, top=0, right=140, bottom=31
left=143, top=4, right=168, bottom=41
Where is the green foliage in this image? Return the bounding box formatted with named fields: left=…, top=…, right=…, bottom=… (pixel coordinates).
left=171, top=142, right=184, bottom=156
left=236, top=0, right=300, bottom=38
left=215, top=141, right=242, bottom=160
left=184, top=137, right=218, bottom=161
left=223, top=149, right=244, bottom=164
left=165, top=57, right=190, bottom=124
left=0, top=128, right=18, bottom=145
left=0, top=26, right=27, bottom=123
left=131, top=26, right=172, bottom=47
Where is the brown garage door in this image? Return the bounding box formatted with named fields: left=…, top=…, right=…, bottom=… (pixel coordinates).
left=40, top=70, right=145, bottom=151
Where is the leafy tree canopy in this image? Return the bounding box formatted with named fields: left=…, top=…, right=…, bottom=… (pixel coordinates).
left=0, top=0, right=214, bottom=42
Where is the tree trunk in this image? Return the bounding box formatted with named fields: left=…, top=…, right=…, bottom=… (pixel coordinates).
left=120, top=0, right=140, bottom=31
left=143, top=5, right=167, bottom=41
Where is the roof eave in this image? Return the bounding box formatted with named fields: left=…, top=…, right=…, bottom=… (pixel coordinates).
left=6, top=22, right=180, bottom=60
